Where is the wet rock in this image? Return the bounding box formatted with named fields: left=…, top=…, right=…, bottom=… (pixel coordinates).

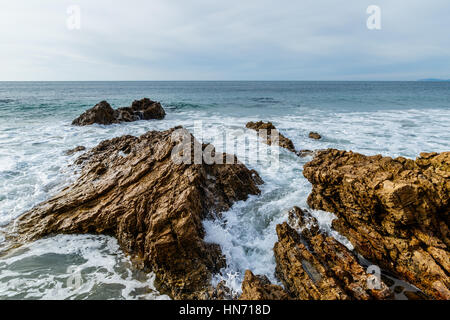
left=273, top=207, right=393, bottom=300
left=65, top=146, right=86, bottom=156
left=394, top=286, right=404, bottom=294
left=297, top=149, right=314, bottom=158
left=72, top=98, right=166, bottom=126
left=303, top=149, right=450, bottom=300
left=239, top=270, right=291, bottom=300
left=404, top=290, right=429, bottom=300
left=207, top=281, right=237, bottom=300
left=381, top=274, right=395, bottom=288
left=246, top=121, right=296, bottom=153
left=8, top=127, right=262, bottom=299
left=72, top=101, right=118, bottom=126
left=308, top=132, right=321, bottom=140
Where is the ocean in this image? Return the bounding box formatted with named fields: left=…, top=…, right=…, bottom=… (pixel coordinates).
left=0, top=81, right=449, bottom=299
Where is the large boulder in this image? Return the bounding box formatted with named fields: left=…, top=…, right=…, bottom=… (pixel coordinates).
left=129, top=98, right=166, bottom=120
left=72, top=98, right=166, bottom=126
left=303, top=149, right=450, bottom=299
left=7, top=127, right=262, bottom=299
left=72, top=101, right=119, bottom=125
left=273, top=207, right=393, bottom=300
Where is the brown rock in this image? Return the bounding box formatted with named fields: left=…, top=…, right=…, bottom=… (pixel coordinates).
left=308, top=132, right=321, bottom=140
left=240, top=270, right=291, bottom=300
left=7, top=127, right=262, bottom=299
left=394, top=286, right=404, bottom=294
left=303, top=149, right=450, bottom=300
left=65, top=146, right=86, bottom=156
left=207, top=281, right=237, bottom=300
left=404, top=290, right=429, bottom=300
left=297, top=149, right=314, bottom=158
left=246, top=121, right=296, bottom=153
left=130, top=98, right=166, bottom=120
left=72, top=98, right=166, bottom=126
left=273, top=207, right=393, bottom=300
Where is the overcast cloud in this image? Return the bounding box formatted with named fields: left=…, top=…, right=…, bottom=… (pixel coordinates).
left=0, top=0, right=449, bottom=80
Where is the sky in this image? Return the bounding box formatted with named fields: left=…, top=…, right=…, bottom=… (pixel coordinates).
left=0, top=0, right=449, bottom=81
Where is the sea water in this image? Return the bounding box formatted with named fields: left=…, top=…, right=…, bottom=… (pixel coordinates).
left=0, top=81, right=449, bottom=299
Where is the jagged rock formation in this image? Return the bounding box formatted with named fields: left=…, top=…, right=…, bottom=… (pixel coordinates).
left=303, top=149, right=450, bottom=300
left=308, top=132, right=321, bottom=140
left=72, top=98, right=166, bottom=126
left=273, top=207, right=393, bottom=300
left=7, top=127, right=262, bottom=299
left=239, top=270, right=291, bottom=300
left=246, top=121, right=296, bottom=153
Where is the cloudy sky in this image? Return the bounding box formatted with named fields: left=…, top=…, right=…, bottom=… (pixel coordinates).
left=1, top=0, right=449, bottom=80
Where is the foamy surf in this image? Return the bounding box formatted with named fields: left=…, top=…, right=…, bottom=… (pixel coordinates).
left=0, top=81, right=449, bottom=299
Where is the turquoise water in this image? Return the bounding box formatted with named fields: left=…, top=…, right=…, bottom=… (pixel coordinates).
left=0, top=81, right=449, bottom=299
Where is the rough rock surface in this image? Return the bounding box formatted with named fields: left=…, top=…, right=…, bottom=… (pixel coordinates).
left=8, top=127, right=262, bottom=299
left=72, top=98, right=166, bottom=126
left=246, top=121, right=296, bottom=153
left=303, top=149, right=450, bottom=300
left=273, top=207, right=393, bottom=300
left=308, top=132, right=321, bottom=140
left=239, top=270, right=291, bottom=300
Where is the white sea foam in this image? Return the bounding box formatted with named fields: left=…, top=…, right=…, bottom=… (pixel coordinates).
left=0, top=234, right=170, bottom=300
left=0, top=106, right=449, bottom=299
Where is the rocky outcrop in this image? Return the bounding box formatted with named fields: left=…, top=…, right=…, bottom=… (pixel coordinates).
left=308, top=132, right=321, bottom=140
left=72, top=101, right=118, bottom=126
left=246, top=121, right=296, bottom=153
left=8, top=127, right=262, bottom=299
left=239, top=270, right=291, bottom=300
left=303, top=149, right=450, bottom=300
left=72, top=98, right=166, bottom=126
left=273, top=207, right=393, bottom=300
left=65, top=146, right=86, bottom=156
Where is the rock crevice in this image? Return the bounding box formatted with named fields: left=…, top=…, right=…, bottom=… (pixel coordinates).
left=273, top=207, right=393, bottom=300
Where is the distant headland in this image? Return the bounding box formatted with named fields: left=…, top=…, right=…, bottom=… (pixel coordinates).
left=417, top=78, right=450, bottom=82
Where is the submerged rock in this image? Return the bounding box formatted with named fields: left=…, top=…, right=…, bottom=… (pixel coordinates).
left=296, top=149, right=314, bottom=158
left=246, top=121, right=296, bottom=153
left=239, top=270, right=291, bottom=300
left=404, top=290, right=429, bottom=300
left=72, top=98, right=166, bottom=126
left=308, top=132, right=321, bottom=140
left=273, top=207, right=393, bottom=300
left=303, top=149, right=450, bottom=300
left=8, top=127, right=262, bottom=299
left=65, top=145, right=86, bottom=155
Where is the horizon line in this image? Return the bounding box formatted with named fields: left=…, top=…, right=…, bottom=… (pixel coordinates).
left=0, top=79, right=448, bottom=82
